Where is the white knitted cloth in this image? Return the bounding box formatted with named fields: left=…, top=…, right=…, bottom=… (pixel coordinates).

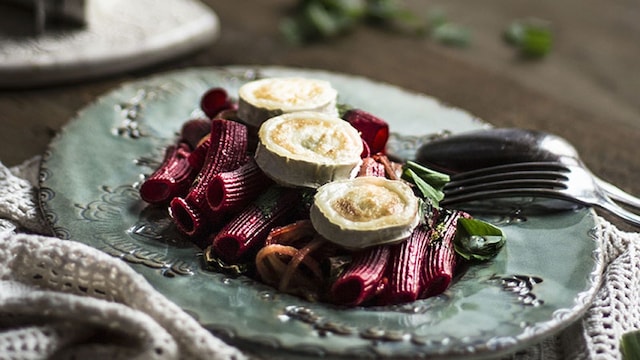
left=0, top=157, right=638, bottom=360
left=0, top=158, right=246, bottom=360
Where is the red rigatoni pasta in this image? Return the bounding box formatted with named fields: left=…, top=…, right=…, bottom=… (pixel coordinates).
left=139, top=142, right=196, bottom=205
left=343, top=109, right=389, bottom=154
left=170, top=119, right=248, bottom=238
left=384, top=224, right=435, bottom=304
left=420, top=209, right=468, bottom=298
left=209, top=186, right=301, bottom=263
left=206, top=158, right=273, bottom=214
left=330, top=245, right=391, bottom=306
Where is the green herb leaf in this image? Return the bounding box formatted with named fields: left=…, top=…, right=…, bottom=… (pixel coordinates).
left=403, top=168, right=444, bottom=206
left=404, top=160, right=450, bottom=189
left=425, top=9, right=471, bottom=47
left=304, top=2, right=344, bottom=38
left=324, top=0, right=367, bottom=19
left=281, top=0, right=431, bottom=44
left=401, top=161, right=449, bottom=205
left=454, top=218, right=506, bottom=261
left=504, top=21, right=525, bottom=45
left=621, top=330, right=640, bottom=360
left=521, top=26, right=552, bottom=57
left=504, top=18, right=552, bottom=58
left=432, top=22, right=471, bottom=47
left=365, top=0, right=403, bottom=23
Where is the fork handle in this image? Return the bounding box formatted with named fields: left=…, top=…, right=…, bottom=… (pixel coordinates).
left=595, top=194, right=640, bottom=228
left=596, top=176, right=640, bottom=212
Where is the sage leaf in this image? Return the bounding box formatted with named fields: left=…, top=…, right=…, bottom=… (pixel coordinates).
left=454, top=218, right=506, bottom=261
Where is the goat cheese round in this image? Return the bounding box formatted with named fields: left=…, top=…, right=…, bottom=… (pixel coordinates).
left=255, top=111, right=363, bottom=188
left=237, top=77, right=339, bottom=127
left=310, top=176, right=421, bottom=249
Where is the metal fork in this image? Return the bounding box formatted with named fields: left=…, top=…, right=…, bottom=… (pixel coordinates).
left=441, top=162, right=640, bottom=227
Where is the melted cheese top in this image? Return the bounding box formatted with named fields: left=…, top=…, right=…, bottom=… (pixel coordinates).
left=313, top=176, right=420, bottom=230
left=331, top=184, right=404, bottom=222
left=239, top=77, right=337, bottom=111
left=260, top=112, right=362, bottom=164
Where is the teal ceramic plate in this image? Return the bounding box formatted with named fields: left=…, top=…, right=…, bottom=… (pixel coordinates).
left=39, top=66, right=603, bottom=359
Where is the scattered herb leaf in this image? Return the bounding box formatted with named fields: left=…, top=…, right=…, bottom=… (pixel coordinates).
left=431, top=22, right=471, bottom=47
left=280, top=0, right=467, bottom=45
left=281, top=0, right=406, bottom=44
left=427, top=9, right=471, bottom=47
left=404, top=168, right=444, bottom=205
left=504, top=18, right=553, bottom=58
left=454, top=218, right=506, bottom=261
left=404, top=160, right=450, bottom=189
left=401, top=161, right=450, bottom=205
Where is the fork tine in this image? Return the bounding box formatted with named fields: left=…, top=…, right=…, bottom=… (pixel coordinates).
left=445, top=170, right=569, bottom=190
left=440, top=187, right=582, bottom=207
left=439, top=162, right=640, bottom=227
left=448, top=162, right=569, bottom=181
left=441, top=162, right=574, bottom=207
left=445, top=178, right=567, bottom=196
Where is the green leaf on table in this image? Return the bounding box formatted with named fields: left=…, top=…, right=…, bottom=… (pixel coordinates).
left=280, top=0, right=438, bottom=44
left=280, top=0, right=364, bottom=44
left=304, top=2, right=344, bottom=38
left=454, top=218, right=506, bottom=261
left=504, top=18, right=553, bottom=58
left=366, top=0, right=402, bottom=23
left=426, top=8, right=471, bottom=47
left=432, top=22, right=471, bottom=47
left=365, top=0, right=426, bottom=34
left=324, top=0, right=367, bottom=19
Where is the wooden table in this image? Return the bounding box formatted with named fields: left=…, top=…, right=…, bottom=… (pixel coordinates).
left=1, top=0, right=639, bottom=230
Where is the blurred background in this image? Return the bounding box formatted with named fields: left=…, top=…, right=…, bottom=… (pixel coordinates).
left=1, top=0, right=638, bottom=220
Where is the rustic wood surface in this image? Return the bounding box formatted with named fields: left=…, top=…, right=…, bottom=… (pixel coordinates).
left=1, top=0, right=638, bottom=229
